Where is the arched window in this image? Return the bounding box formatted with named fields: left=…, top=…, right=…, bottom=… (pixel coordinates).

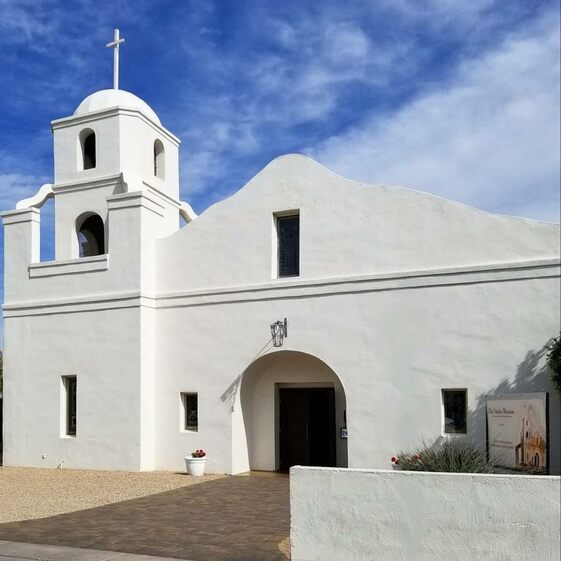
left=76, top=213, right=105, bottom=257
left=154, top=139, right=165, bottom=180
left=80, top=129, right=96, bottom=170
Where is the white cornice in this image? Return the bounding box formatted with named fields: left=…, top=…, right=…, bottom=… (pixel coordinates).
left=154, top=258, right=561, bottom=307
left=107, top=190, right=166, bottom=217
left=4, top=258, right=559, bottom=318
left=53, top=173, right=123, bottom=194
left=141, top=182, right=197, bottom=222
left=51, top=107, right=180, bottom=146
left=1, top=207, right=41, bottom=224
left=28, top=255, right=109, bottom=278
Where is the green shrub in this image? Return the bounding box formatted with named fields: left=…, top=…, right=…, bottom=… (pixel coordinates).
left=394, top=438, right=495, bottom=473
left=546, top=334, right=561, bottom=396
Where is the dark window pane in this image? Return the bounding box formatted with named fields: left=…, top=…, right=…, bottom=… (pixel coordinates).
left=67, top=377, right=77, bottom=436
left=185, top=394, right=198, bottom=431
left=278, top=215, right=299, bottom=277
left=83, top=133, right=96, bottom=169
left=443, top=390, right=467, bottom=434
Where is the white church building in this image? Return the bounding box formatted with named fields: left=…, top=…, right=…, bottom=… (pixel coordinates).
left=2, top=53, right=560, bottom=475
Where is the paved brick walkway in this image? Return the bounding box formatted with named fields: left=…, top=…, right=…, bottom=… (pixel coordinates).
left=0, top=475, right=289, bottom=561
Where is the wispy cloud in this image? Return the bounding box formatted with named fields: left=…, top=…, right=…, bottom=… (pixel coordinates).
left=306, top=8, right=561, bottom=221
left=172, top=4, right=423, bottom=204
left=0, top=172, right=48, bottom=209
left=0, top=0, right=58, bottom=48
left=164, top=1, right=558, bottom=216
left=0, top=0, right=558, bottom=343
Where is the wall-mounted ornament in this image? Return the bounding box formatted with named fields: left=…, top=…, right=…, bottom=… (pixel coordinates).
left=271, top=318, right=288, bottom=347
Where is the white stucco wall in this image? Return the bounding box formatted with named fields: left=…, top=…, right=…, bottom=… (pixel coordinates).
left=149, top=154, right=561, bottom=475
left=1, top=92, right=182, bottom=471
left=290, top=467, right=561, bottom=561
left=2, top=309, right=147, bottom=471
left=152, top=266, right=560, bottom=474
left=3, top=136, right=560, bottom=476
left=158, top=155, right=560, bottom=292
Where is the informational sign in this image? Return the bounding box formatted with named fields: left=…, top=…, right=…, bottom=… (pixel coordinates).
left=487, top=393, right=548, bottom=472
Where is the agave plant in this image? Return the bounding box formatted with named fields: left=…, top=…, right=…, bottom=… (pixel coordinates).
left=395, top=438, right=495, bottom=473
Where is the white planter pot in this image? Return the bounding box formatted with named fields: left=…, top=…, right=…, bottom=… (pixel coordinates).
left=185, top=456, right=207, bottom=476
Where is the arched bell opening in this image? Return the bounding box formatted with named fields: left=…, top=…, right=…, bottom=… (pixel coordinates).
left=154, top=139, right=165, bottom=180
left=234, top=350, right=348, bottom=474
left=75, top=212, right=105, bottom=257
left=79, top=128, right=96, bottom=170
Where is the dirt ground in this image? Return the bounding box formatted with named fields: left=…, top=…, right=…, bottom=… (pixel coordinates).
left=0, top=466, right=224, bottom=523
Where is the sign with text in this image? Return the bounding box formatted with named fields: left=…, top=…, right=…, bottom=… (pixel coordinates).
left=487, top=393, right=548, bottom=472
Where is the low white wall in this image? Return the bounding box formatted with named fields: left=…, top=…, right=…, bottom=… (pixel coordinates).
left=290, top=467, right=561, bottom=561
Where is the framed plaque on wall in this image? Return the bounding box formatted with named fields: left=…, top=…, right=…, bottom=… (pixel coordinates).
left=486, top=393, right=548, bottom=473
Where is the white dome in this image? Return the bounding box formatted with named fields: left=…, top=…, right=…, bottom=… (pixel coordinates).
left=74, top=89, right=161, bottom=125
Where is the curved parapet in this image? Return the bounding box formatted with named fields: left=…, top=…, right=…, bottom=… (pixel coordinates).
left=157, top=153, right=560, bottom=293
left=179, top=201, right=197, bottom=223
left=16, top=183, right=54, bottom=210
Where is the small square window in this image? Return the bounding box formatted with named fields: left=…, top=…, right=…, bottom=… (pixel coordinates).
left=62, top=376, right=77, bottom=436
left=276, top=214, right=300, bottom=277
left=181, top=393, right=198, bottom=431
left=442, top=389, right=467, bottom=434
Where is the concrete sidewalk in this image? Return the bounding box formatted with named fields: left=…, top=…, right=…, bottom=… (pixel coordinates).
left=0, top=540, right=195, bottom=561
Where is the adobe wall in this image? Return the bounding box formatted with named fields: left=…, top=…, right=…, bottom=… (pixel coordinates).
left=290, top=467, right=561, bottom=561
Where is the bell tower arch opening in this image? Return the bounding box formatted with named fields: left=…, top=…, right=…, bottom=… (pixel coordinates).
left=235, top=350, right=348, bottom=474
left=79, top=128, right=96, bottom=170
left=76, top=212, right=105, bottom=257
left=154, top=139, right=165, bottom=180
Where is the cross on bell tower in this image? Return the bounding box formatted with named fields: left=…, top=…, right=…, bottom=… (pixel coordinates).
left=106, top=29, right=125, bottom=90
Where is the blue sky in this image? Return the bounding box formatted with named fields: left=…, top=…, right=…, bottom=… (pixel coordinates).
left=0, top=0, right=560, bottom=344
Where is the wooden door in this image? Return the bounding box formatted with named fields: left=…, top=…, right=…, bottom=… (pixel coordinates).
left=279, top=389, right=310, bottom=471
left=278, top=388, right=336, bottom=471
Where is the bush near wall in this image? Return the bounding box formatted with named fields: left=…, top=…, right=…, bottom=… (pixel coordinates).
left=394, top=439, right=495, bottom=473
left=547, top=333, right=561, bottom=396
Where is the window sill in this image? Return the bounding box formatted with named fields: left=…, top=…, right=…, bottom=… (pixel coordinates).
left=29, top=254, right=109, bottom=278
left=60, top=435, right=76, bottom=439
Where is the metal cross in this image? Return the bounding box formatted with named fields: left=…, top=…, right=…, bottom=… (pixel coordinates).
left=106, top=29, right=125, bottom=90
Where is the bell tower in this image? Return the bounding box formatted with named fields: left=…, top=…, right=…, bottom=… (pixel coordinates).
left=41, top=29, right=189, bottom=261
left=51, top=86, right=182, bottom=259
left=1, top=30, right=196, bottom=472
left=4, top=27, right=196, bottom=283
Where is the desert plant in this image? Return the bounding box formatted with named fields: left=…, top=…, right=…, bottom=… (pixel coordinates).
left=546, top=333, right=561, bottom=396
left=393, top=438, right=495, bottom=473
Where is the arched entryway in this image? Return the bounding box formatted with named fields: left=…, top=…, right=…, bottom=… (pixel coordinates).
left=233, top=350, right=348, bottom=474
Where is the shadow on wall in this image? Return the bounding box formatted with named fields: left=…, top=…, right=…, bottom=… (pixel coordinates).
left=468, top=342, right=560, bottom=475
left=220, top=335, right=276, bottom=409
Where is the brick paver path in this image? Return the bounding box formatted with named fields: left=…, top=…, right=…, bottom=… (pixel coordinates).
left=0, top=475, right=289, bottom=561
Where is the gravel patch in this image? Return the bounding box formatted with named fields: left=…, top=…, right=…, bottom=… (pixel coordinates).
left=278, top=537, right=291, bottom=558
left=0, top=466, right=224, bottom=523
